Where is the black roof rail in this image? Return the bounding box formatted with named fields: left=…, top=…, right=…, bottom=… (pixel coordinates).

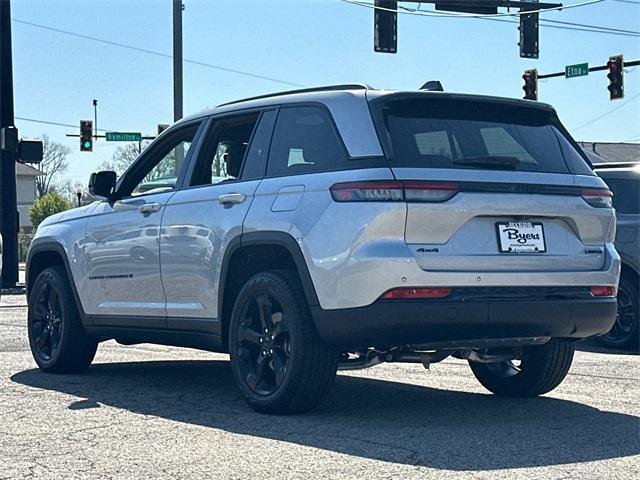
left=217, top=83, right=373, bottom=107
left=593, top=161, right=640, bottom=169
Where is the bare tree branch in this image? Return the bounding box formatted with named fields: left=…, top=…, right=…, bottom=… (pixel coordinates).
left=30, top=134, right=71, bottom=197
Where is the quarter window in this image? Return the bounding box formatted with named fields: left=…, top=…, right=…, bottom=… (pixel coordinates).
left=267, top=106, right=347, bottom=176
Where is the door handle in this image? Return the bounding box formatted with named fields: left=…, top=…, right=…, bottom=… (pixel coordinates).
left=218, top=193, right=246, bottom=205
left=138, top=202, right=161, bottom=214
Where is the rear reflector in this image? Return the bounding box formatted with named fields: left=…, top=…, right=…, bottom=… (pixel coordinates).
left=590, top=286, right=616, bottom=297
left=382, top=287, right=452, bottom=299
left=330, top=180, right=459, bottom=203
left=581, top=189, right=613, bottom=208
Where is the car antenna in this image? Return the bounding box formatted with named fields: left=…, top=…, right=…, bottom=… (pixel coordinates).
left=420, top=80, right=444, bottom=91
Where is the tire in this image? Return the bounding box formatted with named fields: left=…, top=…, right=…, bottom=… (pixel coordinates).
left=228, top=270, right=338, bottom=414
left=596, top=272, right=639, bottom=351
left=469, top=339, right=575, bottom=397
left=27, top=266, right=98, bottom=373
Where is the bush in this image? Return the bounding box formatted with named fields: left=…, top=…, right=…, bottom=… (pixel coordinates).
left=29, top=192, right=72, bottom=230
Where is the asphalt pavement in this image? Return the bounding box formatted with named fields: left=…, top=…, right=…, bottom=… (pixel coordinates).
left=1, top=293, right=638, bottom=480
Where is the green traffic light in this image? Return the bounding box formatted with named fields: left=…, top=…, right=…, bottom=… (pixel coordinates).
left=84, top=141, right=91, bottom=149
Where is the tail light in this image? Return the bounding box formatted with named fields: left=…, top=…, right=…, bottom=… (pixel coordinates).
left=581, top=189, right=613, bottom=208
left=331, top=180, right=459, bottom=203
left=591, top=286, right=616, bottom=297
left=382, top=287, right=452, bottom=299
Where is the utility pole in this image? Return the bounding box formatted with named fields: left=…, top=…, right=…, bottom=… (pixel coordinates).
left=0, top=0, right=18, bottom=288
left=173, top=0, right=183, bottom=122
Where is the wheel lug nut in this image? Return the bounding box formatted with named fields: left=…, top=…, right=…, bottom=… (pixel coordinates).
left=262, top=350, right=266, bottom=356
left=259, top=338, right=263, bottom=343
left=271, top=334, right=275, bottom=340
left=264, top=328, right=269, bottom=333
left=269, top=349, right=273, bottom=354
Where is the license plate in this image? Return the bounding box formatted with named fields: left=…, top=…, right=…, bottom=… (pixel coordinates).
left=496, top=222, right=546, bottom=253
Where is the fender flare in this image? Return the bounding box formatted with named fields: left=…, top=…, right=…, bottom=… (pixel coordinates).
left=26, top=241, right=87, bottom=318
left=218, top=231, right=320, bottom=320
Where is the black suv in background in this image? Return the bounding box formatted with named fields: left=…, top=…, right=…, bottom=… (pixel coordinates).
left=593, top=162, right=640, bottom=350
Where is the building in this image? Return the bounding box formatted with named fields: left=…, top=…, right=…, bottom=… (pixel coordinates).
left=16, top=163, right=44, bottom=232
left=577, top=142, right=640, bottom=164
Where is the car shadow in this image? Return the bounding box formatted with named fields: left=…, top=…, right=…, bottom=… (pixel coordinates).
left=11, top=360, right=639, bottom=471
left=577, top=339, right=639, bottom=355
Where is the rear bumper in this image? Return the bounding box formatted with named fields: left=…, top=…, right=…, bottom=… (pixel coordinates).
left=311, top=288, right=617, bottom=350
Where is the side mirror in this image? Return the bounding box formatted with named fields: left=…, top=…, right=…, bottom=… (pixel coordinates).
left=89, top=171, right=117, bottom=199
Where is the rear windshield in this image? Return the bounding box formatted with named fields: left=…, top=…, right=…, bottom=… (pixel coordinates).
left=370, top=96, right=593, bottom=175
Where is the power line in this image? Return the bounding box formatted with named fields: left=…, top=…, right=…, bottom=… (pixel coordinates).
left=572, top=92, right=640, bottom=131
left=15, top=116, right=110, bottom=131
left=12, top=19, right=305, bottom=88
left=345, top=0, right=604, bottom=18
left=540, top=18, right=640, bottom=35
left=608, top=0, right=640, bottom=4
left=342, top=1, right=640, bottom=37
left=481, top=16, right=640, bottom=37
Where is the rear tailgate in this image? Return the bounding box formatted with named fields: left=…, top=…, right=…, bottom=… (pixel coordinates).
left=368, top=93, right=615, bottom=273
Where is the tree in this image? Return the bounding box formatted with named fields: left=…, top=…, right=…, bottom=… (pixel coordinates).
left=51, top=179, right=95, bottom=207
left=31, top=134, right=71, bottom=197
left=28, top=192, right=72, bottom=230
left=110, top=141, right=149, bottom=176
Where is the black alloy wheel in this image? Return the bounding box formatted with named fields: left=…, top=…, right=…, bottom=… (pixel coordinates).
left=27, top=267, right=98, bottom=373
left=235, top=291, right=290, bottom=395
left=30, top=282, right=64, bottom=363
left=229, top=271, right=338, bottom=414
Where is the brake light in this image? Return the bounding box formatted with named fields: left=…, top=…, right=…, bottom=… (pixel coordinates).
left=590, top=286, right=616, bottom=297
left=382, top=287, right=452, bottom=299
left=581, top=189, right=613, bottom=208
left=330, top=181, right=459, bottom=203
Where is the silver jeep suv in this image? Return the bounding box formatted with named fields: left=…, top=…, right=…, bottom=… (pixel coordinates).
left=26, top=84, right=620, bottom=413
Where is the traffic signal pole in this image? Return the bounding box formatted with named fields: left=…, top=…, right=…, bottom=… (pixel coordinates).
left=0, top=0, right=19, bottom=288
left=173, top=0, right=183, bottom=122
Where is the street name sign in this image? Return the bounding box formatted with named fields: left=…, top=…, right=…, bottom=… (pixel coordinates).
left=106, top=132, right=142, bottom=142
left=565, top=63, right=589, bottom=78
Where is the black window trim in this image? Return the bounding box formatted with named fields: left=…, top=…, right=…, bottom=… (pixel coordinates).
left=264, top=101, right=377, bottom=180
left=180, top=107, right=277, bottom=192
left=113, top=119, right=207, bottom=201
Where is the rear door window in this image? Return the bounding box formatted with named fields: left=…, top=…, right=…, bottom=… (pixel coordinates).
left=370, top=96, right=593, bottom=175
left=266, top=106, right=348, bottom=177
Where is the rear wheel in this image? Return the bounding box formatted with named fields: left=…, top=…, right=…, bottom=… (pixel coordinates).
left=28, top=267, right=98, bottom=373
left=229, top=271, right=338, bottom=414
left=469, top=339, right=574, bottom=397
left=596, top=272, right=639, bottom=350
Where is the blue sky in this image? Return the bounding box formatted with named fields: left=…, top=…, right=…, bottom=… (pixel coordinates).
left=11, top=0, right=640, bottom=185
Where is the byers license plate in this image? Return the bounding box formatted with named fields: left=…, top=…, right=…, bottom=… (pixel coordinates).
left=496, top=222, right=546, bottom=253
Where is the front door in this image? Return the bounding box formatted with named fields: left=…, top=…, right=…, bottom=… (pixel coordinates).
left=81, top=122, right=202, bottom=325
left=160, top=109, right=276, bottom=333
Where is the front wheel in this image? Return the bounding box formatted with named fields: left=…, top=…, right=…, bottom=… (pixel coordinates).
left=28, top=266, right=98, bottom=373
left=469, top=339, right=575, bottom=397
left=228, top=271, right=338, bottom=414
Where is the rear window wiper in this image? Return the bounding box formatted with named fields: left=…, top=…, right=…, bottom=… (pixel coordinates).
left=452, top=156, right=521, bottom=170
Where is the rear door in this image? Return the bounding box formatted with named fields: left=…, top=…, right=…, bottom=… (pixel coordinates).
left=159, top=109, right=275, bottom=331
left=368, top=94, right=614, bottom=273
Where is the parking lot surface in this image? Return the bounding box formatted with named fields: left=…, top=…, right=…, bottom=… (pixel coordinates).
left=1, top=293, right=638, bottom=480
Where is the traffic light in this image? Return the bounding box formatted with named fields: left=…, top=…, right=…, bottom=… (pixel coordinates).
left=607, top=55, right=624, bottom=100
left=522, top=69, right=538, bottom=101
left=80, top=120, right=93, bottom=152
left=157, top=124, right=169, bottom=135
left=519, top=8, right=539, bottom=59
left=374, top=1, right=397, bottom=53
